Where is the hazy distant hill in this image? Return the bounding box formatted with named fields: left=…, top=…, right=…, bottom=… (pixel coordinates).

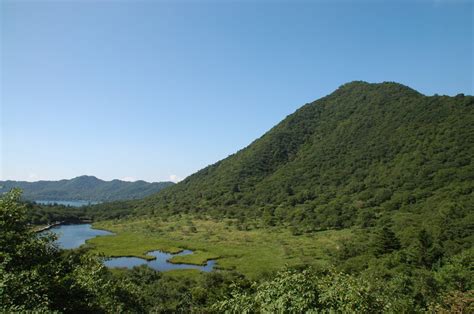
left=136, top=81, right=473, bottom=232
left=0, top=176, right=174, bottom=202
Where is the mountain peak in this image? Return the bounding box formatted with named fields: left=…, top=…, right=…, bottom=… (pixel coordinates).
left=72, top=175, right=102, bottom=182
left=335, top=81, right=423, bottom=97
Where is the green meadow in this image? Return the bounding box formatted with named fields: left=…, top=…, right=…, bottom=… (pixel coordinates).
left=87, top=215, right=351, bottom=278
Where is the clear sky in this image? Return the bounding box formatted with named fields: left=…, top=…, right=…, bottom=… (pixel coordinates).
left=1, top=0, right=472, bottom=183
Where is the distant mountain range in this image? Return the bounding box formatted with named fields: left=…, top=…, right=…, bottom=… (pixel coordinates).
left=0, top=176, right=174, bottom=202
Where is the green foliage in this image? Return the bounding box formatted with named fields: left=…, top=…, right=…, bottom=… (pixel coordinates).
left=214, top=268, right=390, bottom=313
left=215, top=256, right=473, bottom=313
left=435, top=248, right=473, bottom=292
left=111, top=265, right=248, bottom=313
left=329, top=225, right=473, bottom=311
left=374, top=226, right=401, bottom=256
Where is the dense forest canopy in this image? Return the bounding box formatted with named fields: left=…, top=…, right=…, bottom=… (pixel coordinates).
left=0, top=175, right=174, bottom=202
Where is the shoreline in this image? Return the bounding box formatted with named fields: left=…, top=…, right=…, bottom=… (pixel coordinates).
left=34, top=219, right=93, bottom=233
left=34, top=221, right=64, bottom=233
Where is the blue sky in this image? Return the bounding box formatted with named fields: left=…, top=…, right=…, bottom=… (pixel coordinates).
left=1, top=0, right=472, bottom=182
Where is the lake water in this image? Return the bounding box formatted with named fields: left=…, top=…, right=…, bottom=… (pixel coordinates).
left=104, top=250, right=216, bottom=272
left=46, top=224, right=113, bottom=249
left=35, top=200, right=100, bottom=207
left=47, top=224, right=216, bottom=272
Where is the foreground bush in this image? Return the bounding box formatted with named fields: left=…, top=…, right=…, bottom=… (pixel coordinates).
left=214, top=268, right=391, bottom=313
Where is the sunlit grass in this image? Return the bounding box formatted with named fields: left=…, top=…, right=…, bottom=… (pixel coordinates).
left=86, top=232, right=182, bottom=260
left=168, top=250, right=219, bottom=265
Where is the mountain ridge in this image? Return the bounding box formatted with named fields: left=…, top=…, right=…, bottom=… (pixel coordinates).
left=0, top=176, right=175, bottom=202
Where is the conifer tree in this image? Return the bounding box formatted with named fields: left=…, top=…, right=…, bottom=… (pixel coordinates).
left=375, top=226, right=401, bottom=256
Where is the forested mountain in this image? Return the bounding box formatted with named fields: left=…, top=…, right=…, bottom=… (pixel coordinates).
left=137, top=81, right=472, bottom=234
left=0, top=176, right=174, bottom=202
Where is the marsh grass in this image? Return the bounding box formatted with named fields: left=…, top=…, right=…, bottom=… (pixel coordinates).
left=88, top=215, right=351, bottom=278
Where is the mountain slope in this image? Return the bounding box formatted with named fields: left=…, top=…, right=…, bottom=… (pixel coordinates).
left=0, top=176, right=174, bottom=202
left=136, top=81, right=473, bottom=234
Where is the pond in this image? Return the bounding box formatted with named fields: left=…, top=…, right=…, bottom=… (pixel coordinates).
left=104, top=250, right=216, bottom=272
left=46, top=224, right=216, bottom=272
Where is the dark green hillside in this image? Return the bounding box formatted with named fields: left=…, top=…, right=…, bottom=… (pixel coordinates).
left=0, top=176, right=174, bottom=202
left=139, top=81, right=473, bottom=233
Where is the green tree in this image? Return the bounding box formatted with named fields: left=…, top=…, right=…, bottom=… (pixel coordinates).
left=374, top=226, right=401, bottom=256
left=416, top=229, right=443, bottom=268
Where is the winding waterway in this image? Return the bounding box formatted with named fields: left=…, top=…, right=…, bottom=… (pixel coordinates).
left=45, top=224, right=215, bottom=272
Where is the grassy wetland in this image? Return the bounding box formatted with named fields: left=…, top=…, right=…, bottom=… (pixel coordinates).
left=88, top=215, right=350, bottom=278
